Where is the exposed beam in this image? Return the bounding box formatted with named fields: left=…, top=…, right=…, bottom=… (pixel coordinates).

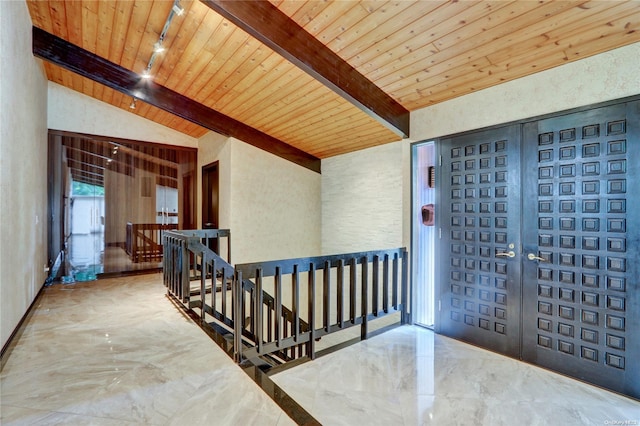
left=32, top=26, right=321, bottom=173
left=202, top=0, right=409, bottom=138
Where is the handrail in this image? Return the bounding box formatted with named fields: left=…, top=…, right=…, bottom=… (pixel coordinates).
left=162, top=229, right=409, bottom=367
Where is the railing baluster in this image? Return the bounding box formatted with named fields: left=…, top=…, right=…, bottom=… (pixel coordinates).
left=323, top=260, right=330, bottom=333
left=361, top=255, right=368, bottom=341
left=392, top=253, right=399, bottom=309
left=292, top=264, right=300, bottom=344
left=383, top=254, right=389, bottom=313
left=350, top=257, right=356, bottom=324
left=181, top=240, right=189, bottom=303
left=211, top=257, right=217, bottom=320
left=275, top=266, right=282, bottom=348
left=308, top=262, right=316, bottom=360
left=373, top=255, right=379, bottom=317
left=401, top=249, right=409, bottom=324
left=337, top=259, right=344, bottom=328
left=234, top=270, right=243, bottom=363
left=200, top=251, right=207, bottom=321
left=256, top=268, right=263, bottom=354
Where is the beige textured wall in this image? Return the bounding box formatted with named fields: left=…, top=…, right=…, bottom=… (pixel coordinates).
left=229, top=139, right=322, bottom=264
left=321, top=142, right=405, bottom=254
left=48, top=82, right=198, bottom=149
left=0, top=1, right=49, bottom=348
left=197, top=131, right=231, bottom=231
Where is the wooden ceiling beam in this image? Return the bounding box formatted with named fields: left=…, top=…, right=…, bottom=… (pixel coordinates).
left=202, top=0, right=409, bottom=139
left=32, top=26, right=321, bottom=173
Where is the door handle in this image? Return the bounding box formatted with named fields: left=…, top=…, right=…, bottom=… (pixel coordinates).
left=527, top=253, right=546, bottom=262
left=496, top=251, right=516, bottom=258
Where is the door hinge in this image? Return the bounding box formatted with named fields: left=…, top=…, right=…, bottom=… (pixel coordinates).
left=439, top=227, right=442, bottom=239
left=439, top=155, right=442, bottom=166
left=438, top=300, right=442, bottom=312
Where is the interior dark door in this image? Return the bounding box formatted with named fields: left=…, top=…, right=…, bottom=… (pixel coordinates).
left=438, top=124, right=522, bottom=357
left=202, top=162, right=219, bottom=229
left=521, top=101, right=640, bottom=398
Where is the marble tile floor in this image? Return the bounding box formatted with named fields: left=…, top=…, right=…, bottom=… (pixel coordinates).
left=272, top=325, right=640, bottom=425
left=0, top=274, right=295, bottom=426
left=2, top=273, right=639, bottom=425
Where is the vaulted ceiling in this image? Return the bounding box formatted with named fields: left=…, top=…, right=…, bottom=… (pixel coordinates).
left=27, top=0, right=640, bottom=171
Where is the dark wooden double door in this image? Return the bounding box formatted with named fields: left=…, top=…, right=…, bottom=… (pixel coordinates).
left=437, top=99, right=639, bottom=399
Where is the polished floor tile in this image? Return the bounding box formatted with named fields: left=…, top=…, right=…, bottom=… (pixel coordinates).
left=272, top=326, right=640, bottom=426
left=3, top=274, right=639, bottom=425
left=0, top=274, right=294, bottom=426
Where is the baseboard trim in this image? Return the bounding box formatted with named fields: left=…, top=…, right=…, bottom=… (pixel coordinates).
left=0, top=281, right=47, bottom=370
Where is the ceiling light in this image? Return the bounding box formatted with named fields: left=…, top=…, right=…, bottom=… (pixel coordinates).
left=153, top=42, right=165, bottom=53
left=141, top=68, right=152, bottom=79
left=172, top=3, right=184, bottom=16
left=129, top=98, right=137, bottom=109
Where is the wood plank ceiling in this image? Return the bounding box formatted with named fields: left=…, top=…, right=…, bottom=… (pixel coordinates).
left=27, top=0, right=640, bottom=162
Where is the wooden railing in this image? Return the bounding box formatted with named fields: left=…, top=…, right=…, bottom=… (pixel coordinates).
left=126, top=222, right=178, bottom=263
left=235, top=249, right=409, bottom=363
left=163, top=229, right=409, bottom=366
left=163, top=229, right=231, bottom=303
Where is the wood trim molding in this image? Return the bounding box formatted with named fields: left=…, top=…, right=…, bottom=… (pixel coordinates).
left=32, top=27, right=321, bottom=173
left=202, top=0, right=410, bottom=138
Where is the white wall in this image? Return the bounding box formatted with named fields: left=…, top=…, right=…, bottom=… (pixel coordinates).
left=0, top=1, right=49, bottom=349
left=48, top=82, right=198, bottom=149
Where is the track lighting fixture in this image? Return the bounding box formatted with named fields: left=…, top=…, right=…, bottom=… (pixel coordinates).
left=138, top=0, right=184, bottom=82
left=172, top=3, right=184, bottom=16
left=129, top=98, right=137, bottom=109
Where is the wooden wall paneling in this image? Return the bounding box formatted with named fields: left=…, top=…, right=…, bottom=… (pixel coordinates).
left=153, top=2, right=210, bottom=87
left=215, top=54, right=291, bottom=114
left=109, top=1, right=135, bottom=65
left=383, top=1, right=576, bottom=96
left=64, top=1, right=83, bottom=46
left=95, top=1, right=116, bottom=60
left=358, top=1, right=509, bottom=80
left=247, top=78, right=332, bottom=131
left=341, top=0, right=453, bottom=67
left=205, top=39, right=272, bottom=108
left=485, top=1, right=640, bottom=66
left=271, top=99, right=358, bottom=139
left=119, top=0, right=153, bottom=71
left=180, top=26, right=250, bottom=103
left=349, top=5, right=450, bottom=75
left=324, top=1, right=416, bottom=54
left=204, top=0, right=409, bottom=137
left=26, top=1, right=52, bottom=33
left=130, top=1, right=173, bottom=79
left=382, top=0, right=584, bottom=100
left=81, top=0, right=99, bottom=53
left=313, top=1, right=384, bottom=47
left=396, top=3, right=640, bottom=108
left=258, top=86, right=344, bottom=135
left=168, top=14, right=225, bottom=95
left=47, top=1, right=69, bottom=39
left=296, top=1, right=359, bottom=38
